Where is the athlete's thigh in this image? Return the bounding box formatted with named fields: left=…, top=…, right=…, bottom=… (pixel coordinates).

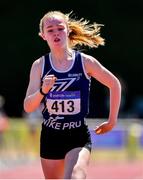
left=41, top=158, right=64, bottom=179
left=64, top=147, right=91, bottom=179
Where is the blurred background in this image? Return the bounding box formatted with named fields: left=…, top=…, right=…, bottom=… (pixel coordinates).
left=0, top=0, right=143, bottom=178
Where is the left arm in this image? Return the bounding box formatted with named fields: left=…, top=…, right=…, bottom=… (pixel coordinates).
left=82, top=54, right=121, bottom=134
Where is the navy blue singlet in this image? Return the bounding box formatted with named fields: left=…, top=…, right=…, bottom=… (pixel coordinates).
left=41, top=50, right=91, bottom=130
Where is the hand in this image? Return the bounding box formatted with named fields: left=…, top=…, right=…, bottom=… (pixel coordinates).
left=94, top=121, right=115, bottom=135
left=41, top=74, right=57, bottom=94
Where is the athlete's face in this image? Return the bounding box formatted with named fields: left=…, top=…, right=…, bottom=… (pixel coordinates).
left=41, top=16, right=69, bottom=49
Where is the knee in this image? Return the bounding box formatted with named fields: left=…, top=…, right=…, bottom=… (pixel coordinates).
left=71, top=165, right=86, bottom=179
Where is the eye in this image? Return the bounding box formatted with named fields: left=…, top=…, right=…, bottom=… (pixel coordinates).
left=58, top=27, right=64, bottom=31
left=47, top=29, right=53, bottom=33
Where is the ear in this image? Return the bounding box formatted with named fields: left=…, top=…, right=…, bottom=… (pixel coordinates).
left=39, top=32, right=46, bottom=40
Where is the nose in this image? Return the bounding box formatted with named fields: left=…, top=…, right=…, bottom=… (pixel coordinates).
left=53, top=30, right=59, bottom=37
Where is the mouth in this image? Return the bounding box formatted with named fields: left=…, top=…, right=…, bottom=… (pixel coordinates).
left=54, top=37, right=60, bottom=42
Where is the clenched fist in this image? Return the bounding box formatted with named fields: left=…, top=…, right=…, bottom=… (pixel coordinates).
left=41, top=74, right=57, bottom=95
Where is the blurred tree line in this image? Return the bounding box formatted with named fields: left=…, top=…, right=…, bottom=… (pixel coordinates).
left=0, top=0, right=143, bottom=117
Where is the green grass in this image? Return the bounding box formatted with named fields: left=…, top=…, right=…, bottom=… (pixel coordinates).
left=1, top=118, right=40, bottom=158
left=91, top=148, right=143, bottom=162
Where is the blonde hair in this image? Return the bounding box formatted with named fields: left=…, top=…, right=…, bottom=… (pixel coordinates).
left=39, top=11, right=105, bottom=48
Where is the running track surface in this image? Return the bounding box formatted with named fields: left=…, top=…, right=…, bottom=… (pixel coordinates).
left=0, top=160, right=143, bottom=179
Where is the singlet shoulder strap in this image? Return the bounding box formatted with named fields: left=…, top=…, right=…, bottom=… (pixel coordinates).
left=41, top=53, right=52, bottom=79
left=74, top=50, right=90, bottom=80
left=73, top=50, right=82, bottom=68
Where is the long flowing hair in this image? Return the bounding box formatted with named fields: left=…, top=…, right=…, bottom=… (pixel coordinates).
left=39, top=11, right=105, bottom=48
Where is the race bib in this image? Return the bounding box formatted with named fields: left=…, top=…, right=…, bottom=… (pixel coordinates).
left=46, top=91, right=81, bottom=115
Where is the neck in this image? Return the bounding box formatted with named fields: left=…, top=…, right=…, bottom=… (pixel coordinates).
left=50, top=48, right=72, bottom=63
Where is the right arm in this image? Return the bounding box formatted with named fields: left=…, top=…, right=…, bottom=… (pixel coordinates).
left=23, top=58, right=57, bottom=113
left=23, top=58, right=44, bottom=113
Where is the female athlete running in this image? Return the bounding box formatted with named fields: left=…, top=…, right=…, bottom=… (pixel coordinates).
left=24, top=10, right=121, bottom=179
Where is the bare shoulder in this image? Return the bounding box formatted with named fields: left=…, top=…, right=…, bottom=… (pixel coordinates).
left=26, top=56, right=44, bottom=95
left=80, top=52, right=120, bottom=87
left=30, top=57, right=44, bottom=76
left=31, top=57, right=43, bottom=71
left=80, top=52, right=103, bottom=75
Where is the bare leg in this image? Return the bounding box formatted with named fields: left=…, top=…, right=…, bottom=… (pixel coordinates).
left=64, top=147, right=90, bottom=179
left=41, top=158, right=64, bottom=179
